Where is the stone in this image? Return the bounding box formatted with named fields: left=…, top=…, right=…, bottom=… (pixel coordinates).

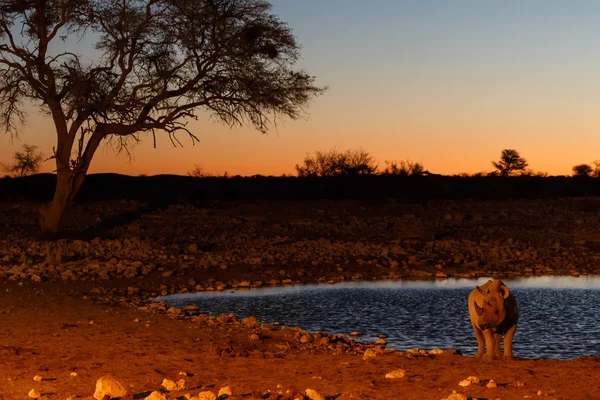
left=33, top=375, right=42, bottom=382
left=196, top=391, right=217, bottom=400
left=304, top=388, right=326, bottom=400
left=458, top=376, right=480, bottom=387
left=428, top=348, right=444, bottom=355
left=242, top=316, right=259, bottom=327
left=160, top=378, right=185, bottom=391
left=145, top=391, right=167, bottom=400
left=349, top=331, right=362, bottom=337
left=218, top=386, right=233, bottom=397
left=385, top=370, right=405, bottom=379
left=28, top=389, right=41, bottom=399
left=442, top=391, right=467, bottom=400
left=486, top=379, right=497, bottom=388
left=93, top=376, right=127, bottom=400
left=363, top=348, right=378, bottom=360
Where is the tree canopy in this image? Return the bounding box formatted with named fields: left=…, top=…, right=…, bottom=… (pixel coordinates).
left=0, top=0, right=325, bottom=235
left=492, top=149, right=528, bottom=176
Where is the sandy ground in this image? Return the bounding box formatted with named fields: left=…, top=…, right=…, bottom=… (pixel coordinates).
left=2, top=199, right=600, bottom=399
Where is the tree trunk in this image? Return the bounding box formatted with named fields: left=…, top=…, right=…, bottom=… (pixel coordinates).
left=39, top=169, right=74, bottom=237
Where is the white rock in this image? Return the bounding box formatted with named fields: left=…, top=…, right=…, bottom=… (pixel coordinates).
left=33, top=375, right=42, bottom=382
left=385, top=370, right=405, bottom=379
left=458, top=376, right=480, bottom=387
left=362, top=348, right=377, bottom=360
left=93, top=376, right=127, bottom=400
left=145, top=391, right=167, bottom=400
left=428, top=348, right=444, bottom=355
left=442, top=391, right=467, bottom=400
left=161, top=378, right=178, bottom=391
left=305, top=389, right=326, bottom=400
left=486, top=379, right=497, bottom=388
left=196, top=391, right=217, bottom=400
left=28, top=389, right=41, bottom=399
left=218, top=386, right=233, bottom=397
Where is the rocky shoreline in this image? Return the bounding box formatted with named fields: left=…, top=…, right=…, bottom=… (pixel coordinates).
left=2, top=198, right=600, bottom=399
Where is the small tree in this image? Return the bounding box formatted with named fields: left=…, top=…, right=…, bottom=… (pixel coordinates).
left=295, top=148, right=378, bottom=177
left=572, top=164, right=593, bottom=177
left=1, top=0, right=325, bottom=236
left=381, top=160, right=425, bottom=176
left=492, top=149, right=528, bottom=176
left=2, top=144, right=44, bottom=177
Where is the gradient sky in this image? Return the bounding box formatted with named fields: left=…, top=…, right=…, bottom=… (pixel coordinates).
left=2, top=0, right=600, bottom=176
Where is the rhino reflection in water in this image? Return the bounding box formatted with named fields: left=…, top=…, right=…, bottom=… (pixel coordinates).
left=468, top=279, right=519, bottom=360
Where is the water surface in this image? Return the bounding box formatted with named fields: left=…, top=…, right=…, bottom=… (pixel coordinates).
left=158, top=276, right=600, bottom=360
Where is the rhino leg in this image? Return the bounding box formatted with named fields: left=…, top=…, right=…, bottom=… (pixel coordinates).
left=482, top=329, right=498, bottom=360
left=503, top=324, right=517, bottom=360
left=472, top=324, right=485, bottom=357
left=493, top=333, right=502, bottom=359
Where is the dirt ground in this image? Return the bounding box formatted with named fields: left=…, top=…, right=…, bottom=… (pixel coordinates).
left=2, top=199, right=600, bottom=399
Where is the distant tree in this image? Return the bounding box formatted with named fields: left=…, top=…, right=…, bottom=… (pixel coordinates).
left=381, top=160, right=425, bottom=176
left=0, top=0, right=325, bottom=236
left=590, top=161, right=600, bottom=178
left=572, top=164, right=593, bottom=177
left=295, top=148, right=378, bottom=177
left=492, top=149, right=529, bottom=176
left=188, top=165, right=208, bottom=178
left=2, top=144, right=44, bottom=177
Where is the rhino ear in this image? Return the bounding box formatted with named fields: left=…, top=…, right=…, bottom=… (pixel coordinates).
left=500, top=285, right=510, bottom=299
left=476, top=285, right=487, bottom=295
left=474, top=301, right=485, bottom=316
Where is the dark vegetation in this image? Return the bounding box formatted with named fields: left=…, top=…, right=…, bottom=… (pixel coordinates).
left=4, top=173, right=600, bottom=204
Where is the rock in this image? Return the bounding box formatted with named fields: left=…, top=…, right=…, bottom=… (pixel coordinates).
left=28, top=389, right=41, bottom=399
left=428, top=348, right=444, bottom=355
left=374, top=338, right=387, bottom=346
left=242, top=316, right=259, bottom=328
left=249, top=333, right=260, bottom=341
left=167, top=307, right=182, bottom=316
left=442, top=391, right=467, bottom=400
left=33, top=375, right=42, bottom=382
left=160, top=378, right=185, bottom=391
left=385, top=370, right=405, bottom=379
left=486, top=379, right=497, bottom=388
left=305, top=388, right=326, bottom=400
left=161, top=378, right=178, bottom=391
left=93, top=376, right=127, bottom=400
left=458, top=376, right=480, bottom=387
left=196, top=391, right=217, bottom=400
left=145, top=391, right=167, bottom=400
left=218, top=386, right=233, bottom=397
left=363, top=348, right=378, bottom=360
left=349, top=331, right=362, bottom=337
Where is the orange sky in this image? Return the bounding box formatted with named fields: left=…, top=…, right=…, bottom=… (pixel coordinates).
left=2, top=1, right=600, bottom=177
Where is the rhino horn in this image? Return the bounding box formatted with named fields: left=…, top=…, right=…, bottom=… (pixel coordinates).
left=500, top=284, right=510, bottom=299
left=474, top=301, right=485, bottom=316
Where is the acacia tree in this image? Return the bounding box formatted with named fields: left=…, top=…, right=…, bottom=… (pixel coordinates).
left=2, top=144, right=44, bottom=177
left=492, top=149, right=528, bottom=176
left=0, top=0, right=324, bottom=236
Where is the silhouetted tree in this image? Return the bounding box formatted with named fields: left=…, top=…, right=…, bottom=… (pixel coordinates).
left=295, top=149, right=378, bottom=177
left=381, top=160, right=425, bottom=176
left=572, top=164, right=593, bottom=177
left=0, top=0, right=325, bottom=236
left=2, top=144, right=44, bottom=177
left=492, top=149, right=528, bottom=176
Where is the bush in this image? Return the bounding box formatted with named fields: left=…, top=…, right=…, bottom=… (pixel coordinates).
left=295, top=148, right=378, bottom=177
